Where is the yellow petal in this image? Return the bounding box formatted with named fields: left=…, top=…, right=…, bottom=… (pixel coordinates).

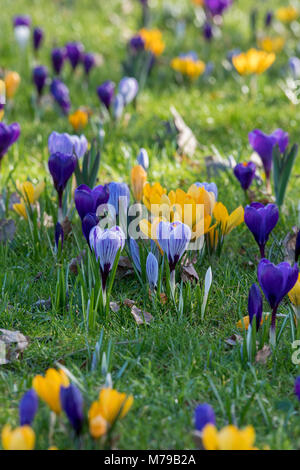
left=226, top=206, right=244, bottom=234
left=202, top=424, right=219, bottom=450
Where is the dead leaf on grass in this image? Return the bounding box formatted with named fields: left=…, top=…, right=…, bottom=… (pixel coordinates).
left=255, top=345, right=272, bottom=364
left=0, top=329, right=29, bottom=364
left=131, top=306, right=153, bottom=325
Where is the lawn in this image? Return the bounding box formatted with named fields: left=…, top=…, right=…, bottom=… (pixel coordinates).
left=0, top=0, right=300, bottom=451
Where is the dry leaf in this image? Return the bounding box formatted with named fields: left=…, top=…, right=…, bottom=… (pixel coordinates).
left=224, top=334, right=243, bottom=347
left=255, top=345, right=271, bottom=364
left=34, top=297, right=51, bottom=310
left=0, top=219, right=16, bottom=243
left=181, top=264, right=199, bottom=283
left=283, top=227, right=298, bottom=264
left=62, top=217, right=72, bottom=237
left=110, top=301, right=120, bottom=313
left=118, top=256, right=133, bottom=269
left=123, top=298, right=135, bottom=308
left=160, top=293, right=168, bottom=304
left=131, top=306, right=153, bottom=325
left=69, top=250, right=86, bottom=275
left=0, top=329, right=29, bottom=364
left=170, top=106, right=198, bottom=157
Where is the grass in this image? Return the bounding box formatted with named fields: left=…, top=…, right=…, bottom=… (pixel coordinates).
left=1, top=0, right=300, bottom=450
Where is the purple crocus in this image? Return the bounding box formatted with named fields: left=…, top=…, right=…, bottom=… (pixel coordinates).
left=129, top=237, right=141, bottom=272
left=83, top=53, right=95, bottom=76
left=82, top=212, right=98, bottom=245
left=108, top=182, right=130, bottom=216
left=265, top=11, right=273, bottom=28
left=50, top=79, right=71, bottom=114
left=257, top=259, right=298, bottom=345
left=48, top=131, right=87, bottom=159
left=51, top=48, right=66, bottom=75
left=118, top=77, right=139, bottom=105
left=97, top=81, right=115, bottom=110
left=248, top=129, right=289, bottom=183
left=137, top=148, right=149, bottom=170
left=74, top=184, right=109, bottom=220
left=89, top=225, right=125, bottom=291
left=33, top=65, right=48, bottom=96
left=157, top=221, right=191, bottom=293
left=48, top=152, right=77, bottom=207
left=244, top=202, right=279, bottom=258
left=33, top=27, right=44, bottom=51
left=13, top=15, right=31, bottom=27
left=60, top=384, right=84, bottom=434
left=146, top=252, right=158, bottom=291
left=19, top=389, right=38, bottom=426
left=194, top=404, right=215, bottom=432
left=203, top=22, right=213, bottom=41
left=296, top=230, right=300, bottom=263
left=295, top=377, right=300, bottom=401
left=204, top=0, right=233, bottom=16
left=248, top=283, right=263, bottom=331
left=233, top=162, right=256, bottom=191
left=129, top=35, right=145, bottom=53
left=66, top=42, right=84, bottom=70
left=0, top=122, right=21, bottom=162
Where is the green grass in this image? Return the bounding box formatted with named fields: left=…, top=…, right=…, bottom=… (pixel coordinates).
left=1, top=0, right=300, bottom=450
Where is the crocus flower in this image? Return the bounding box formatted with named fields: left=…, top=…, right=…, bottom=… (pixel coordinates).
left=204, top=0, right=232, bottom=16
left=13, top=180, right=44, bottom=219
left=194, top=404, right=216, bottom=432
left=0, top=122, right=20, bottom=162
left=131, top=165, right=147, bottom=202
left=129, top=35, right=145, bottom=52
left=244, top=203, right=279, bottom=258
left=108, top=182, right=130, bottom=216
left=296, top=230, right=300, bottom=263
left=69, top=109, right=88, bottom=132
left=248, top=283, right=263, bottom=331
left=233, top=49, right=275, bottom=76
left=60, top=384, right=84, bottom=434
left=233, top=162, right=256, bottom=191
left=51, top=47, right=66, bottom=75
left=48, top=131, right=87, bottom=159
left=129, top=237, right=141, bottom=272
left=276, top=6, right=298, bottom=23
left=1, top=425, right=35, bottom=450
left=19, top=389, right=38, bottom=426
left=248, top=128, right=289, bottom=182
left=288, top=273, right=300, bottom=321
left=50, top=79, right=71, bottom=114
left=265, top=11, right=273, bottom=27
left=146, top=252, right=158, bottom=290
left=258, top=259, right=298, bottom=345
left=82, top=212, right=98, bottom=245
left=139, top=28, right=165, bottom=56
left=118, top=77, right=139, bottom=105
left=32, top=368, right=69, bottom=414
left=203, top=22, right=213, bottom=41
left=89, top=388, right=133, bottom=429
left=97, top=81, right=115, bottom=110
left=48, top=152, right=77, bottom=207
left=83, top=53, right=95, bottom=75
left=75, top=184, right=109, bottom=220
left=4, top=71, right=21, bottom=100
left=55, top=222, right=64, bottom=250
left=295, top=377, right=300, bottom=401
left=33, top=27, right=44, bottom=51
left=89, top=226, right=125, bottom=292
left=66, top=41, right=84, bottom=70
left=33, top=65, right=48, bottom=96
left=202, top=424, right=256, bottom=450
left=194, top=182, right=218, bottom=200
left=13, top=15, right=31, bottom=49
left=137, top=148, right=149, bottom=170
left=213, top=202, right=244, bottom=236
left=113, top=94, right=124, bottom=120
left=13, top=15, right=31, bottom=27
left=171, top=53, right=206, bottom=80
left=289, top=57, right=300, bottom=79
left=157, top=221, right=191, bottom=292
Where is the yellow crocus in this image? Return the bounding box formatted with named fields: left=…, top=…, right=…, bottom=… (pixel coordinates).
left=32, top=368, right=69, bottom=414
left=171, top=56, right=206, bottom=80
left=5, top=71, right=21, bottom=99
left=2, top=425, right=35, bottom=450
left=213, top=202, right=244, bottom=235
left=131, top=165, right=147, bottom=202
left=288, top=273, right=300, bottom=319
left=202, top=424, right=256, bottom=450
left=68, top=109, right=88, bottom=132
left=88, top=405, right=108, bottom=439
left=276, top=6, right=298, bottom=23
left=143, top=182, right=167, bottom=212
left=258, top=36, right=285, bottom=54
left=13, top=180, right=45, bottom=220
left=139, top=29, right=165, bottom=56
left=232, top=49, right=275, bottom=75
left=236, top=315, right=265, bottom=331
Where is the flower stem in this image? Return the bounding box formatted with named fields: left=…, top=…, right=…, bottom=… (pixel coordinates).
left=270, top=306, right=278, bottom=347
left=259, top=244, right=265, bottom=258
left=170, top=270, right=176, bottom=297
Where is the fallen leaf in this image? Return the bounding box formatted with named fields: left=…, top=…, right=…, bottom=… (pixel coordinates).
left=69, top=250, right=86, bottom=275
left=118, top=256, right=133, bottom=269
left=0, top=329, right=29, bottom=364
left=170, top=106, right=198, bottom=157
left=62, top=217, right=72, bottom=237
left=123, top=298, right=135, bottom=308
left=110, top=301, right=120, bottom=313
left=131, top=306, right=153, bottom=325
left=255, top=345, right=271, bottom=364
left=181, top=264, right=199, bottom=283
left=224, top=334, right=243, bottom=347
left=283, top=226, right=298, bottom=264
left=34, top=297, right=51, bottom=310
left=0, top=219, right=16, bottom=243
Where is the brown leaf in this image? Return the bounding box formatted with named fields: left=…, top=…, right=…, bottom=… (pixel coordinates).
left=69, top=250, right=86, bottom=275
left=283, top=227, right=298, bottom=264
left=224, top=334, right=243, bottom=347
left=181, top=264, right=199, bottom=283
left=110, top=301, right=120, bottom=313
left=131, top=306, right=153, bottom=325
left=34, top=297, right=51, bottom=310
left=118, top=256, right=133, bottom=269
left=160, top=293, right=168, bottom=304
left=0, top=219, right=16, bottom=243
left=170, top=106, right=198, bottom=157
left=255, top=345, right=272, bottom=364
left=123, top=298, right=135, bottom=308
left=0, top=329, right=29, bottom=364
left=62, top=217, right=72, bottom=237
